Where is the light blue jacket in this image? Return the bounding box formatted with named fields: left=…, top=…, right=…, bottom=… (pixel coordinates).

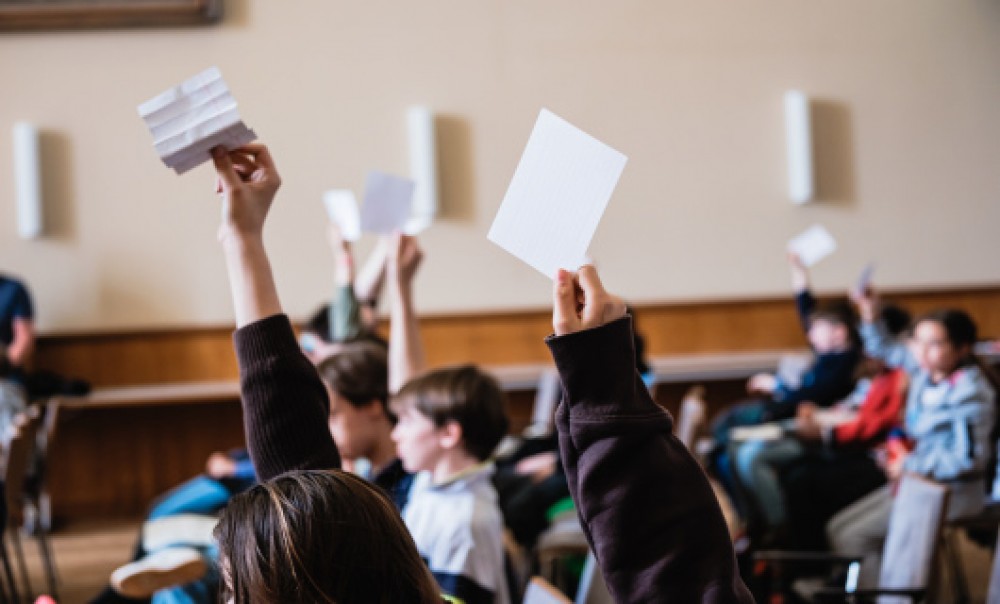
left=903, top=364, right=996, bottom=516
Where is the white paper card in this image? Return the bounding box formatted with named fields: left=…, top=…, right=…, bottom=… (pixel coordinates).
left=323, top=190, right=362, bottom=242
left=360, top=171, right=415, bottom=234
left=730, top=423, right=784, bottom=442
left=488, top=109, right=627, bottom=278
left=138, top=67, right=257, bottom=175
left=788, top=224, right=837, bottom=267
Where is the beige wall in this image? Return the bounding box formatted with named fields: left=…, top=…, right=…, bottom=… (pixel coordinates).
left=1, top=1, right=998, bottom=333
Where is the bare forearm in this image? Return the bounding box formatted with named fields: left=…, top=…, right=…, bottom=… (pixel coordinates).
left=221, top=234, right=282, bottom=328
left=389, top=285, right=425, bottom=393
left=354, top=239, right=388, bottom=304
left=7, top=319, right=34, bottom=367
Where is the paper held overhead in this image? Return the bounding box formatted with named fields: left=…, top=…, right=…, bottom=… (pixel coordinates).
left=138, top=66, right=257, bottom=174
left=360, top=171, right=416, bottom=235
left=788, top=224, right=837, bottom=267
left=323, top=190, right=362, bottom=242
left=488, top=109, right=627, bottom=279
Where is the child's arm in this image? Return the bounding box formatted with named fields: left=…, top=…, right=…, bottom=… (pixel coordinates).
left=327, top=223, right=363, bottom=342
left=789, top=252, right=815, bottom=333
left=388, top=234, right=425, bottom=393
left=213, top=145, right=340, bottom=480
left=354, top=236, right=390, bottom=329
left=546, top=267, right=753, bottom=604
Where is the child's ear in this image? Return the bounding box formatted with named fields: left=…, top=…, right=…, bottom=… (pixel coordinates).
left=438, top=420, right=464, bottom=451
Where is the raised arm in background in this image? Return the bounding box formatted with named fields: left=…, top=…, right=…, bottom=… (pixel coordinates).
left=387, top=234, right=425, bottom=394
left=547, top=266, right=754, bottom=604
left=212, top=145, right=340, bottom=480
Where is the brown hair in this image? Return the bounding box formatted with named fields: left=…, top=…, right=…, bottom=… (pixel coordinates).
left=317, top=341, right=392, bottom=420
left=215, top=469, right=442, bottom=604
left=393, top=365, right=509, bottom=461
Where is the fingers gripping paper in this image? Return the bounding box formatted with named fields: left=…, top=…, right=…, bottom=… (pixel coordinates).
left=488, top=109, right=627, bottom=279
left=138, top=67, right=257, bottom=174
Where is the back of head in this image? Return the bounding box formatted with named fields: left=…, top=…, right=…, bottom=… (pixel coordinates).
left=215, top=470, right=442, bottom=604
left=879, top=304, right=912, bottom=338
left=318, top=340, right=391, bottom=417
left=395, top=365, right=509, bottom=461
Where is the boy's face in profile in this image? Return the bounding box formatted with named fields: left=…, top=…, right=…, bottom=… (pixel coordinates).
left=391, top=404, right=446, bottom=473
left=808, top=318, right=848, bottom=353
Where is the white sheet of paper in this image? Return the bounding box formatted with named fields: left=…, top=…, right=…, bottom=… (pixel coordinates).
left=360, top=171, right=415, bottom=234
left=138, top=66, right=257, bottom=174
left=730, top=423, right=784, bottom=442
left=323, top=190, right=362, bottom=242
left=488, top=109, right=627, bottom=278
left=788, top=224, right=837, bottom=267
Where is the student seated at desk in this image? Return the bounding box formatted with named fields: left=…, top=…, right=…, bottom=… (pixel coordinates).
left=710, top=253, right=861, bottom=523
left=204, top=143, right=751, bottom=603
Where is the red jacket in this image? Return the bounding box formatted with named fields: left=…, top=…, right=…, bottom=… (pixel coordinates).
left=832, top=367, right=906, bottom=448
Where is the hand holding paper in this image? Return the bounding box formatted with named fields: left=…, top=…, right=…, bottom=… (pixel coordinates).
left=488, top=109, right=627, bottom=279
left=787, top=224, right=837, bottom=267
left=138, top=67, right=257, bottom=174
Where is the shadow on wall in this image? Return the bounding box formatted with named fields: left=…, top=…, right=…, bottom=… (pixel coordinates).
left=224, top=0, right=250, bottom=27
left=436, top=115, right=477, bottom=222
left=39, top=130, right=77, bottom=241
left=811, top=100, right=856, bottom=207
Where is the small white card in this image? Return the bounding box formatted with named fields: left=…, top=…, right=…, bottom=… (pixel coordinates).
left=488, top=109, right=627, bottom=278
left=138, top=67, right=257, bottom=175
left=360, top=171, right=415, bottom=234
left=323, top=190, right=362, bottom=242
left=788, top=224, right=837, bottom=267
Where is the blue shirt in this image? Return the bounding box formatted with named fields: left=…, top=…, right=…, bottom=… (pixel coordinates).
left=0, top=276, right=33, bottom=347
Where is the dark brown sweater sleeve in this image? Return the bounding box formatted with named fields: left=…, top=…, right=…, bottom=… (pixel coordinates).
left=546, top=316, right=754, bottom=604
left=233, top=314, right=341, bottom=481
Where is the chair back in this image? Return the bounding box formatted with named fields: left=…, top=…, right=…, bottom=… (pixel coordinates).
left=877, top=474, right=950, bottom=600
left=988, top=528, right=1000, bottom=604
left=574, top=553, right=613, bottom=604
left=675, top=386, right=706, bottom=450
left=523, top=577, right=571, bottom=604
left=4, top=409, right=42, bottom=527
left=524, top=369, right=561, bottom=438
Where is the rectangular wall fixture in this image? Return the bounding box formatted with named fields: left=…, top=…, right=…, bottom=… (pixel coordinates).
left=405, top=106, right=439, bottom=233
left=784, top=90, right=814, bottom=204
left=13, top=122, right=43, bottom=239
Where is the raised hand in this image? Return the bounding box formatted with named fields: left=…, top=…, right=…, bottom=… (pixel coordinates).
left=212, top=143, right=282, bottom=243
left=552, top=265, right=627, bottom=336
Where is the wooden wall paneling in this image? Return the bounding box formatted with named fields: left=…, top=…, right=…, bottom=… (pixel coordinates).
left=50, top=400, right=245, bottom=521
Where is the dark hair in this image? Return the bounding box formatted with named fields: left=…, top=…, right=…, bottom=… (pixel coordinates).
left=916, top=308, right=978, bottom=350
left=625, top=305, right=651, bottom=377
left=394, top=365, right=509, bottom=461
left=879, top=304, right=912, bottom=338
left=317, top=341, right=394, bottom=422
left=215, top=470, right=442, bottom=604
left=304, top=304, right=332, bottom=343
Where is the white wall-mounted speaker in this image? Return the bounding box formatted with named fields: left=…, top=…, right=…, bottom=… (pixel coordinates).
left=405, top=106, right=439, bottom=234
left=13, top=122, right=43, bottom=239
left=784, top=90, right=814, bottom=204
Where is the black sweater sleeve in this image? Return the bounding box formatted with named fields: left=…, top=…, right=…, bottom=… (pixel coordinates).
left=233, top=314, right=341, bottom=481
left=546, top=317, right=754, bottom=604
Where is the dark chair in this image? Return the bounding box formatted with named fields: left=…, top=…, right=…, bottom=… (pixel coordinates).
left=3, top=408, right=58, bottom=602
